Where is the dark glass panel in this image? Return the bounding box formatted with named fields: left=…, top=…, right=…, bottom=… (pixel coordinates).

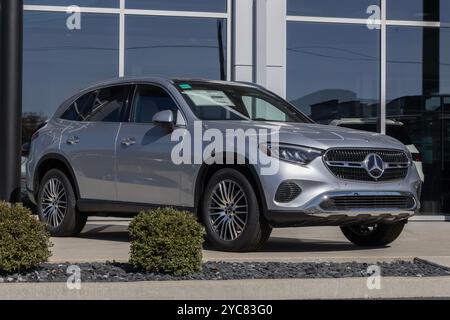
left=287, top=22, right=380, bottom=126
left=125, top=16, right=227, bottom=80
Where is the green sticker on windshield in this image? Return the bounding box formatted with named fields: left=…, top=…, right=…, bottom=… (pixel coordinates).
left=179, top=84, right=192, bottom=89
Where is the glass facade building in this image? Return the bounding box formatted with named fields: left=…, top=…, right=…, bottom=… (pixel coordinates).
left=20, top=0, right=450, bottom=215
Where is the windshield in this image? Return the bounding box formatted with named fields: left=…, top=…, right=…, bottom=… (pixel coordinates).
left=174, top=81, right=311, bottom=123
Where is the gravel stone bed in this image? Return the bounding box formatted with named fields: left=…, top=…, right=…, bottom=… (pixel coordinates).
left=0, top=258, right=449, bottom=283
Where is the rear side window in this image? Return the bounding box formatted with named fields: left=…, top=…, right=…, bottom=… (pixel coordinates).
left=61, top=92, right=95, bottom=121
left=131, top=85, right=178, bottom=123
left=61, top=85, right=131, bottom=122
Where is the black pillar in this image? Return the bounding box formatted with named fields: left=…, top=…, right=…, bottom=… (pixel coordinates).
left=0, top=0, right=23, bottom=203
left=422, top=0, right=440, bottom=95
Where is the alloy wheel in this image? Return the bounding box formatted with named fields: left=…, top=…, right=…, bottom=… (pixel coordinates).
left=41, top=178, right=67, bottom=228
left=207, top=179, right=248, bottom=241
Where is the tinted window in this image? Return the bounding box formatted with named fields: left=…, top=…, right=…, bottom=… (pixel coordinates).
left=287, top=0, right=379, bottom=18
left=387, top=26, right=450, bottom=215
left=386, top=125, right=413, bottom=145
left=24, top=0, right=119, bottom=7
left=125, top=16, right=227, bottom=80
left=23, top=12, right=118, bottom=120
left=131, top=85, right=178, bottom=123
left=387, top=0, right=450, bottom=22
left=61, top=92, right=95, bottom=121
left=337, top=123, right=413, bottom=145
left=126, top=0, right=226, bottom=12
left=287, top=22, right=380, bottom=125
left=86, top=86, right=131, bottom=122
left=62, top=86, right=130, bottom=122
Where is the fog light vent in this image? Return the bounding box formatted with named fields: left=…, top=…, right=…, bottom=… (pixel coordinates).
left=275, top=181, right=301, bottom=203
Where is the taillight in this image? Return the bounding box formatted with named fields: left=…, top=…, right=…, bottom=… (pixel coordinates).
left=31, top=131, right=39, bottom=141
left=412, top=153, right=422, bottom=162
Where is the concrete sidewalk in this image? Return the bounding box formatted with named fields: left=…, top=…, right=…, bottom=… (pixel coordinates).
left=49, top=220, right=450, bottom=268
left=1, top=277, right=450, bottom=300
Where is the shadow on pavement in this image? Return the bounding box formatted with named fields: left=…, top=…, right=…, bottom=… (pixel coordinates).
left=77, top=224, right=384, bottom=252
left=202, top=236, right=384, bottom=252
left=77, top=225, right=130, bottom=243
left=256, top=236, right=381, bottom=252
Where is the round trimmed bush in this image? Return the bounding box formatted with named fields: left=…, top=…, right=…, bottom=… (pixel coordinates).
left=0, top=202, right=52, bottom=273
left=129, top=208, right=205, bottom=276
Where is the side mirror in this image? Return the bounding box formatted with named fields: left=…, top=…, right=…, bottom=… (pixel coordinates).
left=21, top=142, right=31, bottom=157
left=152, top=110, right=174, bottom=125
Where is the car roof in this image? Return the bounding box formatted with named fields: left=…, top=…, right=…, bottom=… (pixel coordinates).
left=82, top=76, right=260, bottom=92
left=53, top=76, right=264, bottom=118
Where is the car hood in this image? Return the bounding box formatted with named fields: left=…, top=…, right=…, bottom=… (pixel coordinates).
left=201, top=121, right=407, bottom=151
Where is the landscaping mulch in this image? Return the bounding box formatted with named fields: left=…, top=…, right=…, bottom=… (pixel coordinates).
left=1, top=258, right=449, bottom=283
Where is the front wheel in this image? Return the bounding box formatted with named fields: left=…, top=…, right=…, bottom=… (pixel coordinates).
left=201, top=168, right=272, bottom=252
left=340, top=221, right=406, bottom=246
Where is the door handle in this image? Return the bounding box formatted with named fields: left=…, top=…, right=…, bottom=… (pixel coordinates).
left=66, top=136, right=80, bottom=145
left=121, top=137, right=137, bottom=147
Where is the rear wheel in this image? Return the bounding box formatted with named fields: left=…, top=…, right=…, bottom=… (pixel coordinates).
left=201, top=168, right=272, bottom=252
left=340, top=221, right=406, bottom=246
left=37, top=169, right=87, bottom=236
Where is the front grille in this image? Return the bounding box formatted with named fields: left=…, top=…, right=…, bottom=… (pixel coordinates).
left=321, top=195, right=415, bottom=211
left=275, top=181, right=302, bottom=203
left=324, top=149, right=409, bottom=182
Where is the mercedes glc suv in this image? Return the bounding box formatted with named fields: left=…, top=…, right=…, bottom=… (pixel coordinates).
left=27, top=77, right=422, bottom=251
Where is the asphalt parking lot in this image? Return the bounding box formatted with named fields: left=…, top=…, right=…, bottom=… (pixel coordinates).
left=49, top=219, right=450, bottom=268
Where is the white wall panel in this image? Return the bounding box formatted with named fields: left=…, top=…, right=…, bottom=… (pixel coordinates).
left=232, top=0, right=254, bottom=82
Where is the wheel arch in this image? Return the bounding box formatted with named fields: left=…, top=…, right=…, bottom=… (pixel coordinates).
left=34, top=153, right=80, bottom=199
left=194, top=155, right=269, bottom=223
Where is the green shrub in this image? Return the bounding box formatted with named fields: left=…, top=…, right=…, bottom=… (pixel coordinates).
left=129, top=208, right=205, bottom=276
left=0, top=202, right=52, bottom=273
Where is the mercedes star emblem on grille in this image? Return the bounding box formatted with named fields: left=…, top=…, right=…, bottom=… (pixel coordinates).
left=364, top=153, right=385, bottom=179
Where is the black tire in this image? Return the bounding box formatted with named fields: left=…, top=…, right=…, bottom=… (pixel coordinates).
left=201, top=168, right=272, bottom=252
left=37, top=169, right=87, bottom=237
left=340, top=221, right=406, bottom=246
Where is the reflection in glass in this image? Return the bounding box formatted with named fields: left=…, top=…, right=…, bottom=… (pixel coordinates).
left=24, top=0, right=119, bottom=7
left=125, top=0, right=227, bottom=12
left=287, top=22, right=380, bottom=125
left=387, top=26, right=450, bottom=215
left=23, top=12, right=119, bottom=128
left=387, top=0, right=450, bottom=22
left=287, top=0, right=379, bottom=18
left=125, top=16, right=227, bottom=80
left=132, top=85, right=179, bottom=124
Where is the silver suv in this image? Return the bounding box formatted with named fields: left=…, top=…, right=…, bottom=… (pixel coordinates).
left=27, top=77, right=422, bottom=251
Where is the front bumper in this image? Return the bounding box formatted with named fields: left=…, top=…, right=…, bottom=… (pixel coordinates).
left=258, top=155, right=422, bottom=227
left=300, top=190, right=417, bottom=217
left=266, top=190, right=417, bottom=227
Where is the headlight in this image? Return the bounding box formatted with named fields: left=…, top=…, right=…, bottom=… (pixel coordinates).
left=404, top=149, right=414, bottom=166
left=259, top=143, right=323, bottom=165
